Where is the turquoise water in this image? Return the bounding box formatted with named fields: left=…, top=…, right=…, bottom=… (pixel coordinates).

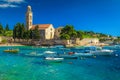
left=0, top=46, right=120, bottom=80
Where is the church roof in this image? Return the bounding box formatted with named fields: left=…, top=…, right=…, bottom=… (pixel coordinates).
left=31, top=24, right=52, bottom=30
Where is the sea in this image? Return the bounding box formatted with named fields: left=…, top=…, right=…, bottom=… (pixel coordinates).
left=0, top=45, right=120, bottom=80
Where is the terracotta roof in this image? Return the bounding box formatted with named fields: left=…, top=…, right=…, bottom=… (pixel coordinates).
left=31, top=24, right=51, bottom=30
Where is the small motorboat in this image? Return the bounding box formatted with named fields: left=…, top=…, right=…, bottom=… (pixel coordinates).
left=92, top=49, right=114, bottom=56
left=45, top=57, right=64, bottom=63
left=25, top=52, right=44, bottom=57
left=74, top=52, right=93, bottom=57
left=60, top=54, right=78, bottom=59
left=44, top=51, right=56, bottom=54
left=3, top=49, right=19, bottom=53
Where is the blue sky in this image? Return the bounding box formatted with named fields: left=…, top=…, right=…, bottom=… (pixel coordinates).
left=0, top=0, right=120, bottom=36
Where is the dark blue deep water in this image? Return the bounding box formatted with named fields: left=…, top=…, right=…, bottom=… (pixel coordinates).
left=0, top=46, right=120, bottom=80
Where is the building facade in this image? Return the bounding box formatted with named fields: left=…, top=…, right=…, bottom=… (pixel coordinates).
left=26, top=5, right=33, bottom=30
left=54, top=27, right=63, bottom=39
left=32, top=24, right=55, bottom=40
left=26, top=5, right=55, bottom=40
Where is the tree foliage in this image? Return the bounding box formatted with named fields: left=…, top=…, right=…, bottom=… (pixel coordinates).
left=5, top=24, right=9, bottom=31
left=13, top=23, right=40, bottom=41
left=0, top=24, right=3, bottom=34
left=32, top=25, right=40, bottom=40
left=13, top=23, right=29, bottom=41
left=0, top=23, right=12, bottom=37
left=60, top=25, right=77, bottom=40
left=60, top=33, right=70, bottom=40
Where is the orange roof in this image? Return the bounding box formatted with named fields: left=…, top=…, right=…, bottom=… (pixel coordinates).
left=31, top=24, right=51, bottom=30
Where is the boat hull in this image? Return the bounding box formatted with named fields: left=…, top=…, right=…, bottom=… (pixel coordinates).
left=4, top=49, right=19, bottom=53
left=45, top=57, right=64, bottom=63
left=60, top=55, right=78, bottom=59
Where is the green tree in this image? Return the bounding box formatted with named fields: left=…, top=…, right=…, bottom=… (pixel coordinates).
left=20, top=24, right=25, bottom=39
left=13, top=23, right=25, bottom=41
left=0, top=24, right=3, bottom=34
left=13, top=25, right=18, bottom=41
left=76, top=30, right=83, bottom=40
left=23, top=30, right=30, bottom=41
left=29, top=30, right=33, bottom=39
left=60, top=25, right=77, bottom=39
left=32, top=25, right=40, bottom=40
left=5, top=24, right=9, bottom=31
left=60, top=33, right=70, bottom=40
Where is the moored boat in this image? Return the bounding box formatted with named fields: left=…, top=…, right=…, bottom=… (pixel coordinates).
left=74, top=52, right=93, bottom=57
left=92, top=49, right=114, bottom=56
left=3, top=49, right=19, bottom=53
left=25, top=52, right=44, bottom=57
left=60, top=54, right=78, bottom=59
left=45, top=57, right=64, bottom=63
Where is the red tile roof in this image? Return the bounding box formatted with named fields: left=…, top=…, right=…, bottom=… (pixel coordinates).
left=31, top=24, right=51, bottom=30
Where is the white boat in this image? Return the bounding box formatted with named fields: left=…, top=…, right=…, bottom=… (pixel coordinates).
left=25, top=52, right=44, bottom=57
left=83, top=46, right=114, bottom=56
left=74, top=52, right=93, bottom=57
left=92, top=49, right=114, bottom=56
left=60, top=54, right=78, bottom=59
left=44, top=51, right=56, bottom=54
left=44, top=51, right=64, bottom=62
left=45, top=57, right=64, bottom=63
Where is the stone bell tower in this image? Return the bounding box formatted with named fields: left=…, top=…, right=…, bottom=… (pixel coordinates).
left=26, top=5, right=33, bottom=30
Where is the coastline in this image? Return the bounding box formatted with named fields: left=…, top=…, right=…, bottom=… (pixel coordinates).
left=0, top=43, right=25, bottom=47
left=0, top=42, right=110, bottom=47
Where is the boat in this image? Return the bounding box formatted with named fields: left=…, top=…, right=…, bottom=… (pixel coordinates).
left=44, top=51, right=56, bottom=54
left=74, top=52, right=93, bottom=57
left=44, top=51, right=64, bottom=62
left=92, top=49, right=114, bottom=56
left=25, top=52, right=44, bottom=57
left=45, top=57, right=64, bottom=63
left=3, top=49, right=19, bottom=53
left=83, top=46, right=114, bottom=56
left=60, top=54, right=78, bottom=59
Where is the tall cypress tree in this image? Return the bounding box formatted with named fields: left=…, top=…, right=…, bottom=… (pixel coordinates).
left=5, top=24, right=9, bottom=31
left=0, top=24, right=3, bottom=34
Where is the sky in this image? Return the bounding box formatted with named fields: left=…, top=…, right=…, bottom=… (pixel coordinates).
left=0, top=0, right=120, bottom=36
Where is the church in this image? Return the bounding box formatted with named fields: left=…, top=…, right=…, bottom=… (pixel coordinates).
left=26, top=5, right=55, bottom=40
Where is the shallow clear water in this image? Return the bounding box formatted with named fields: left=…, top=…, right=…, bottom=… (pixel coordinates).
left=0, top=46, right=120, bottom=80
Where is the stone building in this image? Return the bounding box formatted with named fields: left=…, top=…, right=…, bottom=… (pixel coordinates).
left=79, top=38, right=99, bottom=46
left=31, top=24, right=55, bottom=40
left=26, top=5, right=55, bottom=40
left=54, top=27, right=63, bottom=39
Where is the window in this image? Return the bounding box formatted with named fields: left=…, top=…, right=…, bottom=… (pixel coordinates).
left=30, top=16, right=32, bottom=20
left=58, top=30, right=60, bottom=32
left=30, top=22, right=32, bottom=26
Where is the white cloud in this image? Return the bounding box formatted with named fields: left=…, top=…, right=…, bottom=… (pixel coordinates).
left=4, top=0, right=25, bottom=3
left=0, top=0, right=26, bottom=8
left=0, top=3, right=18, bottom=8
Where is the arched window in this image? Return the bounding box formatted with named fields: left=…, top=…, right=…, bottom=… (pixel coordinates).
left=30, top=22, right=32, bottom=26
left=30, top=16, right=32, bottom=20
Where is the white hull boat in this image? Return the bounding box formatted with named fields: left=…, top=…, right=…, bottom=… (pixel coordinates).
left=60, top=55, right=78, bottom=59
left=45, top=57, right=64, bottom=63
left=92, top=49, right=114, bottom=56
left=74, top=52, right=93, bottom=57
left=25, top=52, right=44, bottom=57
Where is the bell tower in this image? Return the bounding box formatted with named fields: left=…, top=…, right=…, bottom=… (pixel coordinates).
left=26, top=5, right=33, bottom=30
